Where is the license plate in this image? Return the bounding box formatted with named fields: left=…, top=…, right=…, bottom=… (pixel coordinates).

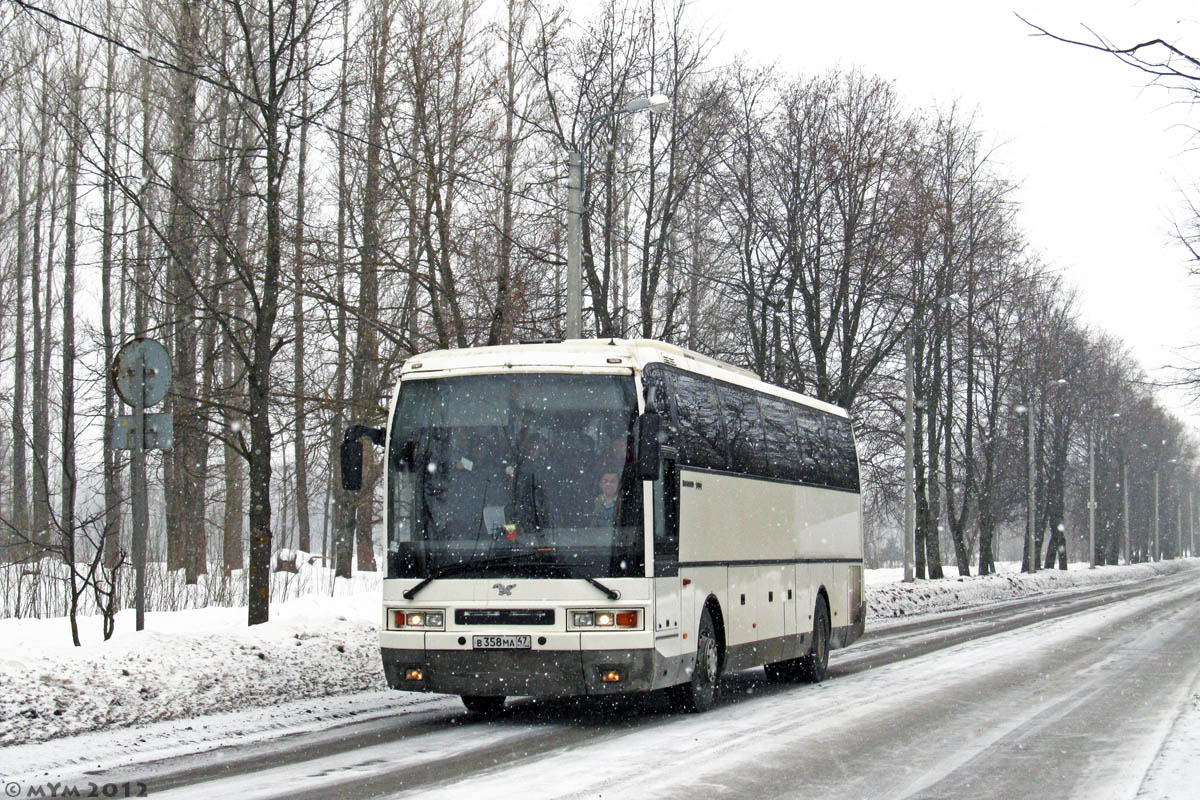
left=472, top=635, right=531, bottom=650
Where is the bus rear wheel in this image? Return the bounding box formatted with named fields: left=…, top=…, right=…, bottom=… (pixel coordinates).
left=461, top=695, right=506, bottom=715
left=797, top=597, right=830, bottom=683
left=670, top=607, right=720, bottom=712
left=765, top=598, right=831, bottom=683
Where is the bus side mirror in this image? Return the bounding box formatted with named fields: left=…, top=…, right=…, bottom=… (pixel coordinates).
left=341, top=424, right=385, bottom=491
left=638, top=412, right=662, bottom=480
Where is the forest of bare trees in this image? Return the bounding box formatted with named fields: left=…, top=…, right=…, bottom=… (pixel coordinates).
left=0, top=0, right=1196, bottom=632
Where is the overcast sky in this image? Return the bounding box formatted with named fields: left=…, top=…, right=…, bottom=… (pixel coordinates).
left=690, top=0, right=1200, bottom=423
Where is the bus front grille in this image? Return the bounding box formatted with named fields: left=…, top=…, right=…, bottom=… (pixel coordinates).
left=455, top=609, right=556, bottom=626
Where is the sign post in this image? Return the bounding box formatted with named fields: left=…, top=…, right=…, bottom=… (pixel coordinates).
left=110, top=338, right=172, bottom=631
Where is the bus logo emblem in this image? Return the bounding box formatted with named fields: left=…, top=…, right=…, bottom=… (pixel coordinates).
left=493, top=583, right=516, bottom=596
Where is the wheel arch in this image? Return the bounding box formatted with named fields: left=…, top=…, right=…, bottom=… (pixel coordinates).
left=815, top=585, right=831, bottom=631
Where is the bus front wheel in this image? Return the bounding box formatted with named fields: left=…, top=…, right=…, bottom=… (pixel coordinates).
left=461, top=695, right=506, bottom=715
left=670, top=607, right=720, bottom=712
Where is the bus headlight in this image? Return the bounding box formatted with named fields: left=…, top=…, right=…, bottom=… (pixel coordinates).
left=568, top=609, right=642, bottom=631
left=388, top=609, right=445, bottom=630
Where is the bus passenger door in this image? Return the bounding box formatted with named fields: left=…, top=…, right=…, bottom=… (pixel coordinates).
left=652, top=455, right=683, bottom=687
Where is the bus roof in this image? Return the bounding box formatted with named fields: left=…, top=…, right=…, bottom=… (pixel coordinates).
left=399, top=339, right=848, bottom=418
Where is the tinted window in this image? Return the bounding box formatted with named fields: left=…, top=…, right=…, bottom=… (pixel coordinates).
left=671, top=372, right=728, bottom=471
left=717, top=383, right=766, bottom=475
left=794, top=404, right=859, bottom=491
left=760, top=395, right=802, bottom=481
left=825, top=413, right=860, bottom=491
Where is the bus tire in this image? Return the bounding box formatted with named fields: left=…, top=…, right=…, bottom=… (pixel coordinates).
left=670, top=607, right=720, bottom=712
left=797, top=596, right=830, bottom=683
left=461, top=695, right=506, bottom=715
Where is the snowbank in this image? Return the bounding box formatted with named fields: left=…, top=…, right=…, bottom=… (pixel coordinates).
left=0, top=559, right=1194, bottom=746
left=0, top=593, right=384, bottom=747
left=868, top=559, right=1196, bottom=621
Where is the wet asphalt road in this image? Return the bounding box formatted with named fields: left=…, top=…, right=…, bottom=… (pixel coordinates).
left=84, top=567, right=1200, bottom=799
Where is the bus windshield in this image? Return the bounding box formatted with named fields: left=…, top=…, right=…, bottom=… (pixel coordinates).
left=386, top=372, right=644, bottom=580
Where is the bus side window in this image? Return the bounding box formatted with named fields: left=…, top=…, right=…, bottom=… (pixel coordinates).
left=653, top=456, right=679, bottom=576
left=793, top=404, right=830, bottom=486
left=759, top=395, right=802, bottom=481
left=671, top=371, right=728, bottom=471
left=828, top=415, right=861, bottom=491
left=717, top=382, right=766, bottom=475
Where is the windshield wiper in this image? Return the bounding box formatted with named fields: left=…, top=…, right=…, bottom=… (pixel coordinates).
left=402, top=550, right=621, bottom=601
left=560, top=565, right=620, bottom=600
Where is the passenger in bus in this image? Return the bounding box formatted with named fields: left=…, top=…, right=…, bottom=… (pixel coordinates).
left=590, top=470, right=622, bottom=527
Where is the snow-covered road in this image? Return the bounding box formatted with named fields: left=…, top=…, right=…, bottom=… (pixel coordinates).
left=6, top=565, right=1197, bottom=799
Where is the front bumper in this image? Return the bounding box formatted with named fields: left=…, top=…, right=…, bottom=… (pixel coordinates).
left=382, top=645, right=661, bottom=697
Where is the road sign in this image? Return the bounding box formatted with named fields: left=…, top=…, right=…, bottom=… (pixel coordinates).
left=108, top=337, right=172, bottom=634
left=111, top=412, right=174, bottom=451
left=113, top=338, right=171, bottom=408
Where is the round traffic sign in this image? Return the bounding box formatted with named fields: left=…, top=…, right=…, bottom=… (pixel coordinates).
left=113, top=338, right=172, bottom=407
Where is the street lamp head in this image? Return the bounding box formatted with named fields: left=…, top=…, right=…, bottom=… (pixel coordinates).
left=623, top=94, right=671, bottom=114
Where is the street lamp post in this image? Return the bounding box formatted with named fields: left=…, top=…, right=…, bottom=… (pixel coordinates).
left=1154, top=470, right=1160, bottom=561
left=1016, top=403, right=1036, bottom=573
left=904, top=329, right=915, bottom=582
left=1088, top=430, right=1096, bottom=568
left=1177, top=487, right=1183, bottom=559
left=1122, top=461, right=1130, bottom=564
left=566, top=94, right=669, bottom=339
left=1168, top=458, right=1179, bottom=559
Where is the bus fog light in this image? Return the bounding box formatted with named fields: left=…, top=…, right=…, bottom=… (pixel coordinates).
left=405, top=668, right=424, bottom=681
left=601, top=669, right=621, bottom=683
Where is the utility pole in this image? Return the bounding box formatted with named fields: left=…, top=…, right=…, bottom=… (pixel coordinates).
left=1024, top=404, right=1036, bottom=573
left=1088, top=431, right=1096, bottom=567
left=1177, top=494, right=1183, bottom=560
left=1154, top=471, right=1160, bottom=561
left=564, top=95, right=668, bottom=340
left=904, top=330, right=914, bottom=583
left=566, top=151, right=582, bottom=339
left=1122, top=463, right=1130, bottom=564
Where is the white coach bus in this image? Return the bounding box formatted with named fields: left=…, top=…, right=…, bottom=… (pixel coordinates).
left=341, top=339, right=865, bottom=714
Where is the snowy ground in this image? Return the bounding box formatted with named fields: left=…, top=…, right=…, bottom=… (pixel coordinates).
left=0, top=558, right=1194, bottom=758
